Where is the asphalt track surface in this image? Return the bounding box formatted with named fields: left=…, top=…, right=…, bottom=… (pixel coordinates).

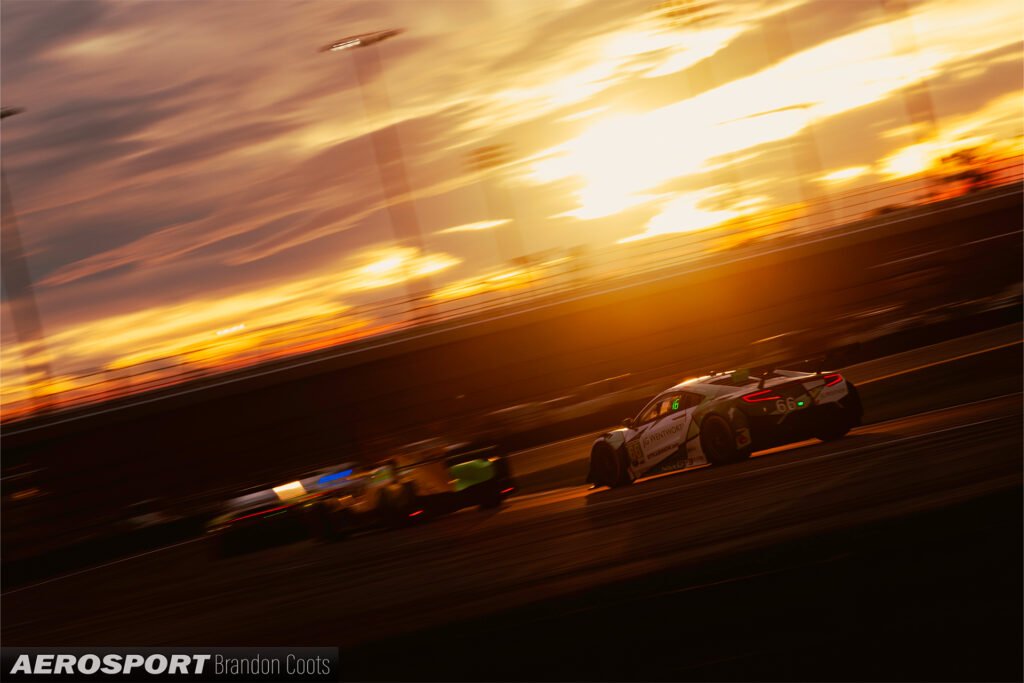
left=2, top=333, right=1021, bottom=680
left=507, top=324, right=1023, bottom=490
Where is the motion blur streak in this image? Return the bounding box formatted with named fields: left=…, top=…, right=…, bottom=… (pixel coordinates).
left=1, top=0, right=1022, bottom=420
left=2, top=395, right=1020, bottom=672
left=1, top=2, right=1022, bottom=678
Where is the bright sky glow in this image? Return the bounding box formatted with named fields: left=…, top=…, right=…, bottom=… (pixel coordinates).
left=1, top=0, right=1020, bottom=415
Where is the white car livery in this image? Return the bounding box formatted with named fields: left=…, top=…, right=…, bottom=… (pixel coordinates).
left=587, top=369, right=862, bottom=487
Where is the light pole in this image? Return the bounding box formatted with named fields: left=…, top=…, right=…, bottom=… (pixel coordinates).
left=653, top=2, right=749, bottom=221
left=755, top=12, right=834, bottom=230
left=880, top=0, right=940, bottom=202
left=320, top=30, right=432, bottom=318
left=1, top=106, right=53, bottom=412
left=467, top=144, right=524, bottom=266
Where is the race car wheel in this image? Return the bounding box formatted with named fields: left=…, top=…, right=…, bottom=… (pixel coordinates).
left=814, top=404, right=855, bottom=441
left=210, top=533, right=242, bottom=560
left=478, top=486, right=503, bottom=510
left=590, top=441, right=633, bottom=488
left=394, top=482, right=419, bottom=516
left=845, top=383, right=864, bottom=426
left=701, top=414, right=748, bottom=466
left=378, top=489, right=408, bottom=529
left=318, top=505, right=355, bottom=541
left=815, top=383, right=862, bottom=441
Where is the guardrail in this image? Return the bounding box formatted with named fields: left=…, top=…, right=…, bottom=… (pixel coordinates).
left=3, top=154, right=1021, bottom=422
left=3, top=304, right=1020, bottom=585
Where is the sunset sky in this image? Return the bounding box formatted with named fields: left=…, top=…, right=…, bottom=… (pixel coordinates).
left=1, top=0, right=1022, bottom=413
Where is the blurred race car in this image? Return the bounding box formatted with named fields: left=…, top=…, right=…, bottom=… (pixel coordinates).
left=587, top=368, right=862, bottom=488
left=206, top=492, right=311, bottom=557
left=205, top=464, right=359, bottom=556
left=399, top=441, right=515, bottom=513
left=310, top=443, right=514, bottom=540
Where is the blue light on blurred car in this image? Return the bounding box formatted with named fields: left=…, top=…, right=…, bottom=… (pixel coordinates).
left=318, top=469, right=353, bottom=485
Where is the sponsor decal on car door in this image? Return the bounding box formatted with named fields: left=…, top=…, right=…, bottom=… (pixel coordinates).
left=637, top=409, right=691, bottom=472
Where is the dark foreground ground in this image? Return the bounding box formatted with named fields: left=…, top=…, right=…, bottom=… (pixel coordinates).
left=350, top=488, right=1021, bottom=681
left=2, top=327, right=1021, bottom=681
left=3, top=396, right=1020, bottom=681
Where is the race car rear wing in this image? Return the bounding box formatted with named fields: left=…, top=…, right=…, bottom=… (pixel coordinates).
left=385, top=443, right=511, bottom=486
left=698, top=342, right=863, bottom=390
left=385, top=442, right=505, bottom=469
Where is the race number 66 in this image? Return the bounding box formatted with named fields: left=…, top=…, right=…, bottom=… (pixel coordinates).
left=775, top=397, right=799, bottom=412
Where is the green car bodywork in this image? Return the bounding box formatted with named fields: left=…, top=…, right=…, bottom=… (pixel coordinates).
left=447, top=458, right=498, bottom=492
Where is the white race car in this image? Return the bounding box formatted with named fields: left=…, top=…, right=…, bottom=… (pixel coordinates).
left=587, top=369, right=862, bottom=487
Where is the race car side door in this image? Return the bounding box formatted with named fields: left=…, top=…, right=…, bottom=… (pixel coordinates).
left=626, top=393, right=693, bottom=477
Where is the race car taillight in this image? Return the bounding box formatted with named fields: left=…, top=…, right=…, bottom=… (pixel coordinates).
left=742, top=389, right=782, bottom=403
left=823, top=373, right=843, bottom=387
left=226, top=504, right=289, bottom=525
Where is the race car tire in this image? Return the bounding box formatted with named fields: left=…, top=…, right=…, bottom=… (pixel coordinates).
left=378, top=489, right=407, bottom=529
left=701, top=414, right=749, bottom=466
left=814, top=403, right=855, bottom=441
left=319, top=505, right=355, bottom=541
left=815, top=383, right=862, bottom=441
left=303, top=503, right=329, bottom=540
left=210, top=533, right=241, bottom=560
left=393, top=482, right=418, bottom=516
left=845, top=382, right=864, bottom=426
left=478, top=486, right=503, bottom=510
left=211, top=527, right=262, bottom=558
left=590, top=441, right=633, bottom=488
